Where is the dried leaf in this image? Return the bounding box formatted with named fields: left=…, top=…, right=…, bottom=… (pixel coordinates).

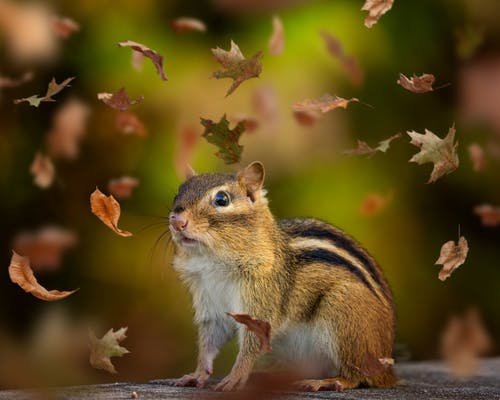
left=131, top=51, right=144, bottom=71
left=98, top=88, right=144, bottom=112
left=201, top=114, right=246, bottom=164
left=90, top=188, right=132, bottom=237
left=268, top=15, right=284, bottom=56
left=171, top=17, right=207, bottom=34
left=440, top=308, right=492, bottom=378
left=30, top=152, right=55, bottom=189
left=359, top=192, right=393, bottom=217
left=435, top=236, right=469, bottom=281
left=116, top=112, right=147, bottom=137
left=211, top=40, right=263, bottom=97
left=89, top=327, right=130, bottom=374
left=51, top=16, right=80, bottom=39
left=0, top=71, right=33, bottom=89
left=107, top=176, right=140, bottom=199
left=8, top=251, right=77, bottom=301
left=14, top=77, right=75, bottom=107
left=293, top=93, right=358, bottom=113
left=361, top=0, right=394, bottom=28
left=230, top=114, right=259, bottom=132
left=473, top=204, right=500, bottom=227
left=354, top=352, right=393, bottom=378
left=397, top=73, right=435, bottom=93
left=117, top=40, right=167, bottom=81
left=253, top=85, right=278, bottom=124
left=468, top=143, right=487, bottom=172
left=407, top=125, right=459, bottom=183
left=344, top=133, right=401, bottom=156
left=174, top=126, right=200, bottom=179
left=227, top=313, right=271, bottom=353
left=293, top=109, right=320, bottom=126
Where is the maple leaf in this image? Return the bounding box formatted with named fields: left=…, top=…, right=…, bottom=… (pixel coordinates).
left=227, top=313, right=271, bottom=353
left=473, top=204, right=500, bottom=227
left=211, top=40, right=263, bottom=97
left=344, top=133, right=401, bottom=157
left=268, top=15, right=284, bottom=56
left=30, top=152, right=55, bottom=189
left=397, top=73, right=435, bottom=93
left=293, top=93, right=358, bottom=113
left=467, top=143, right=487, bottom=172
left=171, top=17, right=207, bottom=34
left=435, top=236, right=469, bottom=281
left=107, top=176, right=140, bottom=199
left=201, top=114, right=246, bottom=164
left=407, top=125, right=459, bottom=183
left=0, top=71, right=33, bottom=88
left=117, top=40, right=167, bottom=81
left=90, top=188, right=132, bottom=237
left=8, top=251, right=78, bottom=301
left=89, top=327, right=130, bottom=374
left=51, top=16, right=80, bottom=39
left=14, top=77, right=74, bottom=107
left=353, top=352, right=394, bottom=378
left=361, top=0, right=394, bottom=28
left=98, top=88, right=144, bottom=112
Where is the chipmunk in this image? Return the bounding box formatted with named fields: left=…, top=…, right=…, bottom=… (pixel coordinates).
left=169, top=161, right=396, bottom=392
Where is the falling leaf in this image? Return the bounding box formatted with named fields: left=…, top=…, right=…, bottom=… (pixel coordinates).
left=131, top=51, right=145, bottom=71
left=117, top=40, right=167, bottom=81
left=361, top=0, right=394, bottom=28
left=174, top=126, right=199, bottom=179
left=98, top=88, right=144, bottom=112
left=46, top=99, right=91, bottom=160
left=116, top=112, right=147, bottom=137
left=0, top=71, right=33, bottom=89
left=90, top=188, right=132, bottom=237
left=473, top=204, right=500, bottom=227
left=440, top=307, right=491, bottom=378
left=353, top=352, right=394, bottom=378
left=435, top=236, right=469, bottom=281
left=359, top=192, right=393, bottom=217
left=8, top=251, right=77, bottom=301
left=14, top=77, right=75, bottom=107
left=320, top=31, right=363, bottom=86
left=89, top=327, right=130, bottom=374
left=344, top=133, right=401, bottom=157
left=407, top=125, right=459, bottom=183
left=12, top=226, right=78, bottom=272
left=268, top=15, right=284, bottom=56
left=253, top=85, right=278, bottom=124
left=211, top=40, right=263, bottom=97
left=230, top=114, right=259, bottom=133
left=30, top=152, right=55, bottom=189
left=107, top=176, right=140, bottom=199
left=468, top=143, right=487, bottom=172
left=171, top=17, right=207, bottom=34
left=293, top=93, right=358, bottom=113
left=293, top=110, right=320, bottom=126
left=227, top=313, right=271, bottom=353
left=397, top=73, right=435, bottom=93
left=201, top=114, right=246, bottom=164
left=51, top=16, right=80, bottom=39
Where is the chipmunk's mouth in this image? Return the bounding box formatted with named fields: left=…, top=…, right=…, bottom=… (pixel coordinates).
left=178, top=232, right=199, bottom=246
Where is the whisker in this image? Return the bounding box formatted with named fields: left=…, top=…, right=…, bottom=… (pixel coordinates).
left=135, top=221, right=169, bottom=235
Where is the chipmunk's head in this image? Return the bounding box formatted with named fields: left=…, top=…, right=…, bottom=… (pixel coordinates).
left=169, top=161, right=269, bottom=256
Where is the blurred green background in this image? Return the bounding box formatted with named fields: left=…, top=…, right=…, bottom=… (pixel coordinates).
left=0, top=0, right=499, bottom=389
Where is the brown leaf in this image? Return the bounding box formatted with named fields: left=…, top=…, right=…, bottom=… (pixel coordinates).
left=407, top=125, right=459, bottom=183
left=8, top=251, right=77, bottom=301
left=131, top=51, right=145, bottom=71
left=116, top=112, right=147, bottom=138
left=361, top=0, right=394, bottom=28
left=0, top=71, right=33, bottom=89
left=293, top=93, right=358, bottom=113
left=397, top=73, right=435, bottom=93
left=468, top=143, right=487, bottom=172
left=211, top=40, right=263, bottom=97
left=117, top=40, right=167, bottom=81
left=51, top=16, right=80, bottom=39
left=89, top=327, right=130, bottom=374
left=359, top=192, right=393, bottom=217
left=293, top=110, right=320, bottom=127
left=230, top=114, right=259, bottom=133
left=107, top=176, right=140, bottom=199
left=12, top=226, right=78, bottom=272
left=170, top=17, right=207, bottom=34
left=473, top=204, right=500, bottom=227
left=353, top=352, right=394, bottom=378
left=98, top=88, right=144, bottom=112
left=435, top=236, right=469, bottom=281
left=268, top=15, right=284, bottom=56
left=90, top=188, right=132, bottom=237
left=30, top=152, right=55, bottom=189
left=201, top=114, right=246, bottom=164
left=253, top=85, right=278, bottom=124
left=227, top=313, right=271, bottom=353
left=440, top=307, right=492, bottom=378
left=14, top=77, right=75, bottom=107
left=344, top=133, right=401, bottom=157
left=174, top=126, right=200, bottom=179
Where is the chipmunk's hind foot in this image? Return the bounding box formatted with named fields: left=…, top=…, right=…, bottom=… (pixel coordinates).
left=293, top=377, right=360, bottom=392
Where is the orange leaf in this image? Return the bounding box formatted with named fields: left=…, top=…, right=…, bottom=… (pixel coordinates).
left=435, top=236, right=469, bottom=281
left=473, top=204, right=500, bottom=227
left=89, top=327, right=130, bottom=374
left=90, top=188, right=132, bottom=237
left=293, top=94, right=358, bottom=113
left=227, top=313, right=271, bottom=353
left=171, top=17, right=207, bottom=34
left=397, top=73, right=435, bottom=93
left=107, top=176, right=140, bottom=199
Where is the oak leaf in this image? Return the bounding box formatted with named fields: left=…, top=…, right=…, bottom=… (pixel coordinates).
left=473, top=204, right=500, bottom=227
left=8, top=251, right=77, bottom=301
left=468, top=143, right=487, bottom=172
left=227, top=313, right=271, bottom=353
left=407, top=125, right=459, bottom=183
left=435, top=236, right=469, bottom=281
left=98, top=88, right=144, bottom=112
left=397, top=73, right=435, bottom=93
left=90, top=188, right=132, bottom=237
left=117, top=40, right=167, bottom=81
left=89, top=327, right=130, bottom=374
left=293, top=93, right=358, bottom=113
left=201, top=114, right=246, bottom=164
left=116, top=112, right=147, bottom=137
left=211, top=40, right=263, bottom=97
left=30, top=152, right=55, bottom=189
left=344, top=133, right=401, bottom=156
left=171, top=17, right=207, bottom=34
left=51, top=16, right=80, bottom=39
left=14, top=77, right=74, bottom=107
left=268, top=15, right=284, bottom=56
left=361, top=0, right=394, bottom=28
left=107, top=176, right=140, bottom=199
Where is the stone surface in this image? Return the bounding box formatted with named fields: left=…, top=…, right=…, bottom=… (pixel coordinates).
left=1, top=358, right=499, bottom=399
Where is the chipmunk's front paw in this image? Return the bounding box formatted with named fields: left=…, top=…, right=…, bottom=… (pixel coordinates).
left=214, top=372, right=248, bottom=391
left=174, top=371, right=209, bottom=388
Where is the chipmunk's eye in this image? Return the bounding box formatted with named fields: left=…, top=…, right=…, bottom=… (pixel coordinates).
left=213, top=191, right=230, bottom=207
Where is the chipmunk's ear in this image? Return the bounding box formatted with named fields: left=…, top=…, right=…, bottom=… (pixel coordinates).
left=238, top=161, right=265, bottom=202
left=184, top=164, right=197, bottom=180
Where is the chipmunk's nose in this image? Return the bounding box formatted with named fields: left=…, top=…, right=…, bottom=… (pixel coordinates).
left=169, top=212, right=189, bottom=232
